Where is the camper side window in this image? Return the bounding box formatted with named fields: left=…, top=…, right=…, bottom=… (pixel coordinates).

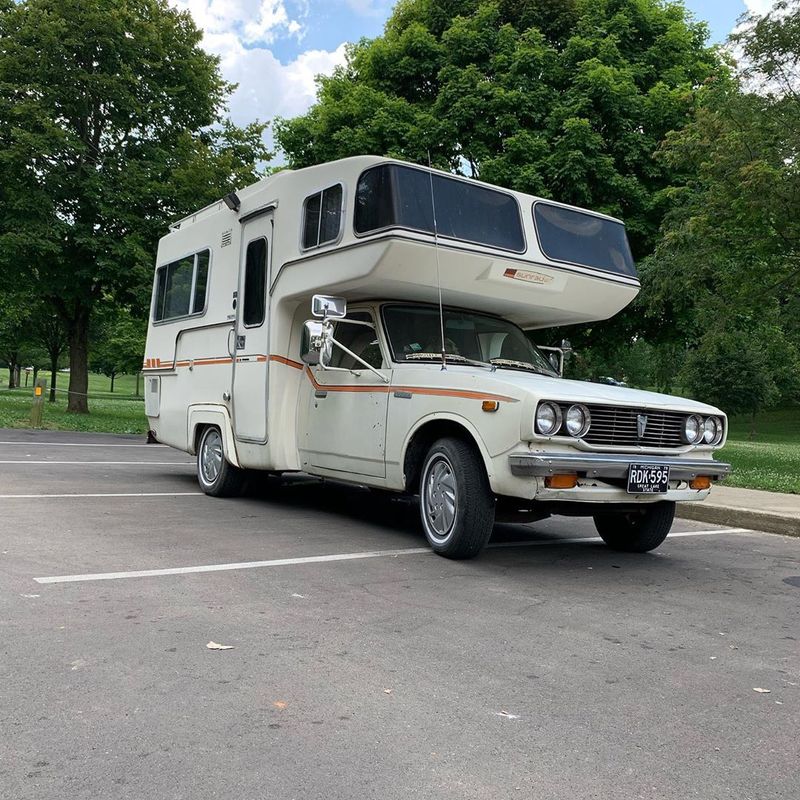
left=153, top=249, right=211, bottom=322
left=302, top=184, right=343, bottom=249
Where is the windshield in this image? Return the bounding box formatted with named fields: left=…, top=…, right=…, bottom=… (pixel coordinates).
left=382, top=305, right=558, bottom=375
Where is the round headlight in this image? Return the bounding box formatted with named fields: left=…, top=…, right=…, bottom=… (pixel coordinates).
left=682, top=414, right=704, bottom=444
left=703, top=417, right=718, bottom=444
left=565, top=404, right=590, bottom=437
left=535, top=402, right=562, bottom=436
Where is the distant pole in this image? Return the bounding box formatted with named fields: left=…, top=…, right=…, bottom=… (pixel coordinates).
left=30, top=378, right=48, bottom=428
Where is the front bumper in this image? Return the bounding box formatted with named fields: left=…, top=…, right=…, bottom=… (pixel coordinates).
left=508, top=452, right=731, bottom=481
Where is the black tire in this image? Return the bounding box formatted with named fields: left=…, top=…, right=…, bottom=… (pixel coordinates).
left=419, top=437, right=495, bottom=559
left=593, top=501, right=676, bottom=552
left=196, top=426, right=245, bottom=498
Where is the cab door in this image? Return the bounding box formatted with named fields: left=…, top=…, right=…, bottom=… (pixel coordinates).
left=306, top=311, right=390, bottom=478
left=231, top=214, right=272, bottom=442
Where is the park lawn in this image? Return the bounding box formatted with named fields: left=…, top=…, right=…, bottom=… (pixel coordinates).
left=719, top=407, right=800, bottom=494
left=0, top=382, right=147, bottom=435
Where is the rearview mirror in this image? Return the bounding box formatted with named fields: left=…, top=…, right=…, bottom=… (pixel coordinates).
left=300, top=320, right=332, bottom=366
left=311, top=294, right=347, bottom=320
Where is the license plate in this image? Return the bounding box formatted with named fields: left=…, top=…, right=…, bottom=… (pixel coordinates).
left=627, top=464, right=670, bottom=494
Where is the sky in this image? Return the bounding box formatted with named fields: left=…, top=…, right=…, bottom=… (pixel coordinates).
left=168, top=0, right=774, bottom=157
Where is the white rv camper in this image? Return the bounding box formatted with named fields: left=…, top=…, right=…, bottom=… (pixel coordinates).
left=143, top=156, right=730, bottom=558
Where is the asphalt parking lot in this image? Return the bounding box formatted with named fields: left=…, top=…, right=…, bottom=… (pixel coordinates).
left=1, top=429, right=798, bottom=800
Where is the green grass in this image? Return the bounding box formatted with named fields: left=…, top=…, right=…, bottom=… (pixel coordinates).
left=720, top=408, right=800, bottom=494
left=0, top=372, right=147, bottom=435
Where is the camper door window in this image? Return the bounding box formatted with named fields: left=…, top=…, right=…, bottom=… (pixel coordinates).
left=153, top=249, right=210, bottom=322
left=354, top=164, right=525, bottom=253
left=302, top=184, right=343, bottom=250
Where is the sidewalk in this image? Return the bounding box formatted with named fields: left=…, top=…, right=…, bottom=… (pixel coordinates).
left=677, top=485, right=800, bottom=537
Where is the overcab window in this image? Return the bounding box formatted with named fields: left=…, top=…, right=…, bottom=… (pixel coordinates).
left=153, top=249, right=211, bottom=321
left=355, top=164, right=525, bottom=253
left=302, top=184, right=343, bottom=249
left=533, top=203, right=637, bottom=277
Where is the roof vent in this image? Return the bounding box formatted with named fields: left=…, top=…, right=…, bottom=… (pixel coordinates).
left=221, top=229, right=233, bottom=248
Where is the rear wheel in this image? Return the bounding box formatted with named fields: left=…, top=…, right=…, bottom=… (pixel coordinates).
left=419, top=437, right=495, bottom=559
left=593, top=501, right=676, bottom=552
left=197, top=426, right=245, bottom=498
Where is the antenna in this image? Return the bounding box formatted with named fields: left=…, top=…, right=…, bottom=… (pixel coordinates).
left=427, top=151, right=447, bottom=371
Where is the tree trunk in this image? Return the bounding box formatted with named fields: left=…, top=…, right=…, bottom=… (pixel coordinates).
left=110, top=372, right=115, bottom=393
left=66, top=309, right=90, bottom=413
left=8, top=358, right=18, bottom=389
left=32, top=366, right=39, bottom=385
left=135, top=371, right=140, bottom=397
left=49, top=357, right=58, bottom=403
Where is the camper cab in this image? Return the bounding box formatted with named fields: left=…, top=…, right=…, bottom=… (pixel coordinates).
left=144, top=156, right=730, bottom=558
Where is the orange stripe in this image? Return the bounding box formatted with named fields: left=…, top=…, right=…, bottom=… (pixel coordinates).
left=269, top=354, right=304, bottom=370
left=304, top=366, right=517, bottom=403
left=141, top=353, right=518, bottom=403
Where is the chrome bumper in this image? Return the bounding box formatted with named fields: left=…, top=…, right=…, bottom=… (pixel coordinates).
left=508, top=452, right=732, bottom=481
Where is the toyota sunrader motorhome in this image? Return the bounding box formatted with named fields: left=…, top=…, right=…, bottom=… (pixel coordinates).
left=143, top=156, right=730, bottom=559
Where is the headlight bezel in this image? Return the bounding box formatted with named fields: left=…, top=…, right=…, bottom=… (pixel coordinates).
left=702, top=416, right=725, bottom=446
left=681, top=414, right=705, bottom=445
left=565, top=403, right=591, bottom=438
left=535, top=401, right=563, bottom=436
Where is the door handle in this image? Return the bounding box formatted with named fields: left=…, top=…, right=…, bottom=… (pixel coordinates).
left=314, top=390, right=328, bottom=398
left=226, top=328, right=235, bottom=358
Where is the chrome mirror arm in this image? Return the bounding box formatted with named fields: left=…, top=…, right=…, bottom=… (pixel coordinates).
left=321, top=335, right=390, bottom=384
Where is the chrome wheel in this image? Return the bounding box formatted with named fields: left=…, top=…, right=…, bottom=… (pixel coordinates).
left=200, top=428, right=224, bottom=486
left=422, top=454, right=458, bottom=543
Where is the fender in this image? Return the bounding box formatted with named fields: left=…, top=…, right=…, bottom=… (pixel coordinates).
left=187, top=404, right=241, bottom=468
left=399, top=411, right=496, bottom=489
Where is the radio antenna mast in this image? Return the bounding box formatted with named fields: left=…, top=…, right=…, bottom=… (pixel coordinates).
left=427, top=150, right=447, bottom=371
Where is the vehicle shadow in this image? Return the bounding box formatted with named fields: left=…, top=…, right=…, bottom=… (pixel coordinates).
left=238, top=473, right=664, bottom=564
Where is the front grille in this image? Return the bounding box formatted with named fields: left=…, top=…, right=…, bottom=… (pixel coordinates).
left=582, top=405, right=686, bottom=449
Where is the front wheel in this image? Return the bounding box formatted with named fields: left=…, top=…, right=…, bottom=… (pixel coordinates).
left=197, top=426, right=245, bottom=498
left=419, top=437, right=495, bottom=559
left=593, top=501, right=676, bottom=552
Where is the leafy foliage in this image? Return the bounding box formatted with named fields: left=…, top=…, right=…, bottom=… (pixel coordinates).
left=0, top=0, right=270, bottom=411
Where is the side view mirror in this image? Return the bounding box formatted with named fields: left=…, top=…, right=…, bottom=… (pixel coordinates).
left=311, top=294, right=347, bottom=320
left=300, top=320, right=332, bottom=366
left=548, top=352, right=561, bottom=373
left=538, top=345, right=565, bottom=377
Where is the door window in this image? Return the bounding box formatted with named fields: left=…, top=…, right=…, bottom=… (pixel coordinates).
left=329, top=312, right=383, bottom=370
left=243, top=238, right=267, bottom=326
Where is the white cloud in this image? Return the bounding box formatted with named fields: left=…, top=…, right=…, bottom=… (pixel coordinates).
left=170, top=1, right=348, bottom=158
left=743, top=0, right=775, bottom=14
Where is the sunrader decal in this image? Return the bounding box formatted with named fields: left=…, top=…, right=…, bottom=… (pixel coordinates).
left=503, top=268, right=553, bottom=285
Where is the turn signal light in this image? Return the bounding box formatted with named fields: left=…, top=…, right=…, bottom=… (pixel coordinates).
left=690, top=476, right=712, bottom=490
left=482, top=400, right=500, bottom=412
left=545, top=474, right=578, bottom=489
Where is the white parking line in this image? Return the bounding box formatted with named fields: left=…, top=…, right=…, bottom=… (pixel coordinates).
left=1, top=492, right=202, bottom=499
left=0, top=460, right=191, bottom=466
left=0, top=441, right=165, bottom=448
left=34, top=528, right=750, bottom=585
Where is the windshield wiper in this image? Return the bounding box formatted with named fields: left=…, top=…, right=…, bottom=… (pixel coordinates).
left=404, top=352, right=495, bottom=371
left=490, top=358, right=554, bottom=376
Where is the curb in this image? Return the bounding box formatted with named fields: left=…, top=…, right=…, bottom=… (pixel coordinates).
left=677, top=503, right=800, bottom=538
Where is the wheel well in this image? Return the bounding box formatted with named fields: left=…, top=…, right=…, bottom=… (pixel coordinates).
left=193, top=422, right=215, bottom=454
left=403, top=419, right=483, bottom=492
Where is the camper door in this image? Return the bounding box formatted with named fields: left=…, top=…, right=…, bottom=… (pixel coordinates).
left=231, top=213, right=272, bottom=442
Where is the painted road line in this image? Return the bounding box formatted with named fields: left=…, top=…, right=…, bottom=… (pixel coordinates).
left=34, top=528, right=751, bottom=585
left=0, top=460, right=192, bottom=466
left=1, top=492, right=202, bottom=499
left=0, top=441, right=165, bottom=448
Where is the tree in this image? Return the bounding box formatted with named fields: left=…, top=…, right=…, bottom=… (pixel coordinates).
left=0, top=0, right=270, bottom=413
left=0, top=291, right=31, bottom=389
left=90, top=309, right=145, bottom=392
left=276, top=0, right=719, bottom=259
left=641, top=0, right=800, bottom=408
